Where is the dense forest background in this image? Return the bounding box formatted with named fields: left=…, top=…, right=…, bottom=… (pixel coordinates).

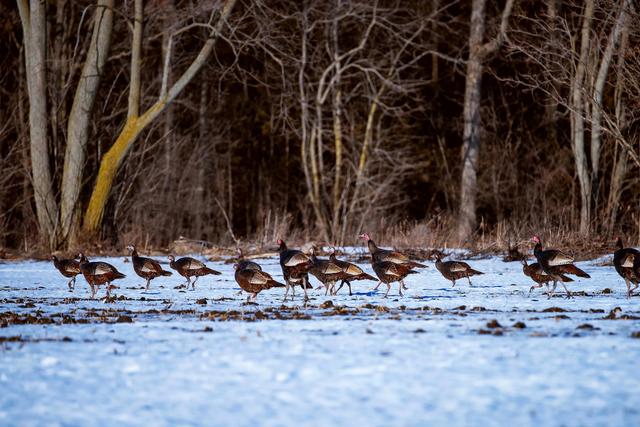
left=1, top=0, right=639, bottom=253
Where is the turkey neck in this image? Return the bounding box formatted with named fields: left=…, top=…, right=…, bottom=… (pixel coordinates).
left=616, top=238, right=623, bottom=250
left=131, top=248, right=139, bottom=258
left=533, top=242, right=543, bottom=258
left=278, top=241, right=288, bottom=253
left=367, top=239, right=378, bottom=253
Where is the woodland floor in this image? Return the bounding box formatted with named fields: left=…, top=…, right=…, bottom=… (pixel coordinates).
left=1, top=249, right=639, bottom=426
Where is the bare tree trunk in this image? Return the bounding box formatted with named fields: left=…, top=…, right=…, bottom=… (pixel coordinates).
left=60, top=0, right=114, bottom=243
left=606, top=14, right=631, bottom=232
left=544, top=0, right=558, bottom=146
left=82, top=0, right=238, bottom=232
left=17, top=0, right=59, bottom=248
left=457, top=0, right=514, bottom=242
left=457, top=0, right=486, bottom=242
left=298, top=9, right=330, bottom=241
left=570, top=0, right=594, bottom=235
left=589, top=0, right=630, bottom=221
left=128, top=0, right=143, bottom=120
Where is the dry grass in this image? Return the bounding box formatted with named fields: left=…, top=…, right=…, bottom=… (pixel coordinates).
left=3, top=210, right=637, bottom=262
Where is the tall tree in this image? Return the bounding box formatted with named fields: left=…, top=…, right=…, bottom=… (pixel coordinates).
left=17, top=0, right=58, bottom=248
left=60, top=0, right=114, bottom=242
left=82, top=0, right=238, bottom=232
left=457, top=0, right=515, bottom=242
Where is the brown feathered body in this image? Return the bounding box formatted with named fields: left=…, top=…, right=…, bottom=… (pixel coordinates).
left=522, top=258, right=572, bottom=296
left=532, top=239, right=590, bottom=279
left=522, top=259, right=572, bottom=285
left=78, top=254, right=126, bottom=298
left=52, top=255, right=81, bottom=290
left=370, top=261, right=417, bottom=297
left=613, top=238, right=640, bottom=298
left=234, top=267, right=285, bottom=301
left=363, top=236, right=427, bottom=269
left=329, top=252, right=376, bottom=296
left=435, top=256, right=484, bottom=287
left=169, top=255, right=221, bottom=290
left=360, top=233, right=427, bottom=297
left=531, top=236, right=590, bottom=298
left=128, top=246, right=172, bottom=289
left=309, top=251, right=344, bottom=295
left=277, top=240, right=313, bottom=301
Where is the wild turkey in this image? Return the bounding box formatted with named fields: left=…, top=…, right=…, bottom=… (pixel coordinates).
left=51, top=255, right=81, bottom=291
left=168, top=255, right=221, bottom=290
left=360, top=233, right=427, bottom=268
left=329, top=251, right=376, bottom=296
left=531, top=235, right=590, bottom=298
left=127, top=245, right=172, bottom=290
left=613, top=237, right=639, bottom=298
left=277, top=239, right=313, bottom=302
left=234, top=263, right=285, bottom=302
left=522, top=258, right=572, bottom=296
left=78, top=253, right=126, bottom=299
left=236, top=248, right=262, bottom=271
left=370, top=261, right=418, bottom=298
left=434, top=253, right=484, bottom=287
left=309, top=248, right=343, bottom=295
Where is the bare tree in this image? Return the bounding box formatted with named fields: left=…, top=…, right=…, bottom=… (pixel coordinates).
left=17, top=0, right=58, bottom=248
left=457, top=0, right=515, bottom=242
left=60, top=0, right=114, bottom=243
left=82, top=0, right=238, bottom=232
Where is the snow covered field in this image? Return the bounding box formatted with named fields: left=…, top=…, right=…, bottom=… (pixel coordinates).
left=1, top=250, right=640, bottom=426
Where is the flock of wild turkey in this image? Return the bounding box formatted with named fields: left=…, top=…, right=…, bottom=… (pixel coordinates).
left=50, top=234, right=640, bottom=302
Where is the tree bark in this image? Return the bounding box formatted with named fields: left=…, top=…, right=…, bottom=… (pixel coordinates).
left=544, top=0, right=558, bottom=146
left=82, top=0, right=238, bottom=232
left=331, top=4, right=343, bottom=236
left=128, top=0, right=143, bottom=120
left=457, top=0, right=486, bottom=242
left=570, top=0, right=594, bottom=234
left=589, top=0, right=630, bottom=218
left=17, top=0, right=59, bottom=248
left=457, top=0, right=514, bottom=242
left=60, top=0, right=114, bottom=243
left=606, top=13, right=631, bottom=232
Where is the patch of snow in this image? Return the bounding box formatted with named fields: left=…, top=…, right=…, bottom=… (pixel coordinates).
left=0, top=250, right=639, bottom=426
